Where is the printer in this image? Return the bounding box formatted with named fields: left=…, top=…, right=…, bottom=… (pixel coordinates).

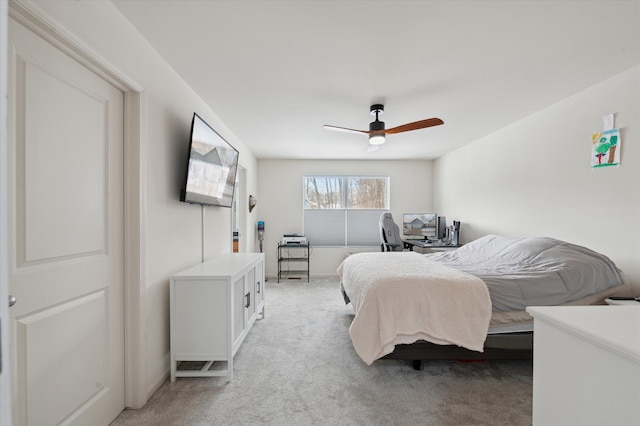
left=282, top=234, right=307, bottom=245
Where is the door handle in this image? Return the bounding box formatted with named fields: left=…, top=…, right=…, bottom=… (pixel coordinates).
left=9, top=295, right=16, bottom=307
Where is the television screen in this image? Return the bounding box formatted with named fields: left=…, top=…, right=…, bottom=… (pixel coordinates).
left=402, top=213, right=437, bottom=239
left=180, top=113, right=239, bottom=208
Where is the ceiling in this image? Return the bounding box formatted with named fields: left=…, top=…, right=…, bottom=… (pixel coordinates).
left=112, top=0, right=640, bottom=160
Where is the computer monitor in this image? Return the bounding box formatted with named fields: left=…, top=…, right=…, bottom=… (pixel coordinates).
left=402, top=213, right=437, bottom=239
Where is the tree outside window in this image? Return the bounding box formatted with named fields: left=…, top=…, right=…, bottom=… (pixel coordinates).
left=303, top=176, right=389, bottom=246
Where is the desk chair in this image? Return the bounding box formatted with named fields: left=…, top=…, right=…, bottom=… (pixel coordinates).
left=379, top=212, right=406, bottom=252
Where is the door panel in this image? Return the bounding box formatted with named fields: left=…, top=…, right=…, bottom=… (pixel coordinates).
left=16, top=291, right=108, bottom=426
left=20, top=59, right=107, bottom=264
left=8, top=19, right=125, bottom=425
left=255, top=261, right=264, bottom=309
left=247, top=267, right=256, bottom=319
left=233, top=276, right=245, bottom=343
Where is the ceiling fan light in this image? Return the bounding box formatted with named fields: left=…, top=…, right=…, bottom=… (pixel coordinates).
left=369, top=134, right=385, bottom=145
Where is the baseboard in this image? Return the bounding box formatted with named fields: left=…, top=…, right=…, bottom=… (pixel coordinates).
left=147, top=370, right=170, bottom=403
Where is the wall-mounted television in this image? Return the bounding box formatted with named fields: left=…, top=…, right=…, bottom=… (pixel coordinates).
left=180, top=113, right=239, bottom=208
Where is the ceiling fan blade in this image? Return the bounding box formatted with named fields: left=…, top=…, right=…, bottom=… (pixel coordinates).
left=323, top=124, right=369, bottom=135
left=385, top=118, right=444, bottom=134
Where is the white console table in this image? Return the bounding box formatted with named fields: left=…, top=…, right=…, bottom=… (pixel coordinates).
left=526, top=306, right=640, bottom=426
left=170, top=253, right=265, bottom=382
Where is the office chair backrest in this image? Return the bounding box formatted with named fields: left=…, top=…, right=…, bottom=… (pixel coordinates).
left=379, top=212, right=403, bottom=251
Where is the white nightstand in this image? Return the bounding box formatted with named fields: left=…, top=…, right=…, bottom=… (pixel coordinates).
left=527, top=306, right=640, bottom=425
left=605, top=298, right=640, bottom=306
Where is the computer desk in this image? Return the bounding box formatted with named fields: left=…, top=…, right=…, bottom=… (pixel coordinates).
left=403, top=239, right=462, bottom=254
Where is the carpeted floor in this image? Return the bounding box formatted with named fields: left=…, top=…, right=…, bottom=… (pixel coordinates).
left=111, top=278, right=533, bottom=426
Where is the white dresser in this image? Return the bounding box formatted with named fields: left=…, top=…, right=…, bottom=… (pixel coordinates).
left=170, top=253, right=265, bottom=382
left=526, top=306, right=640, bottom=426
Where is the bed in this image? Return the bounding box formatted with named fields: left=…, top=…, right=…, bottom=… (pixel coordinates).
left=337, top=235, right=629, bottom=367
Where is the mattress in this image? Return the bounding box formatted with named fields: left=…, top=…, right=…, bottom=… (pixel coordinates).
left=488, top=280, right=631, bottom=334
left=338, top=235, right=629, bottom=363
left=338, top=252, right=492, bottom=364
left=425, top=235, right=626, bottom=312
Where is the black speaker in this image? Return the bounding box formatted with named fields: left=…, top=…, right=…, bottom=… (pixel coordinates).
left=437, top=216, right=446, bottom=240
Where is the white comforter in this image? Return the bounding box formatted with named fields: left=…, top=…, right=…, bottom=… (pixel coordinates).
left=337, top=251, right=492, bottom=365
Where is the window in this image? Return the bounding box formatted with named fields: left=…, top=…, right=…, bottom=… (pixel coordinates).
left=303, top=176, right=389, bottom=246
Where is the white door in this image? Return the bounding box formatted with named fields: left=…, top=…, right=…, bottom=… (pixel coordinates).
left=1, top=1, right=11, bottom=424
left=7, top=19, right=125, bottom=425
left=234, top=166, right=247, bottom=253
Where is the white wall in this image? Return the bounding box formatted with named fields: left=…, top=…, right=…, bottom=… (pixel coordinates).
left=257, top=159, right=434, bottom=277
left=20, top=0, right=259, bottom=400
left=435, top=66, right=640, bottom=294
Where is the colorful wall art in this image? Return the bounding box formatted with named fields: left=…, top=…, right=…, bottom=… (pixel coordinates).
left=591, top=128, right=620, bottom=168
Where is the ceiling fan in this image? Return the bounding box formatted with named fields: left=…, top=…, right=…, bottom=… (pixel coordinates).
left=323, top=104, right=444, bottom=151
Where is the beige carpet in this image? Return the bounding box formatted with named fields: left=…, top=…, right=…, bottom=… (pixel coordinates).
left=111, top=278, right=533, bottom=425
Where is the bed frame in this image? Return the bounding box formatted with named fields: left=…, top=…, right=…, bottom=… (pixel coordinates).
left=382, top=331, right=533, bottom=370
